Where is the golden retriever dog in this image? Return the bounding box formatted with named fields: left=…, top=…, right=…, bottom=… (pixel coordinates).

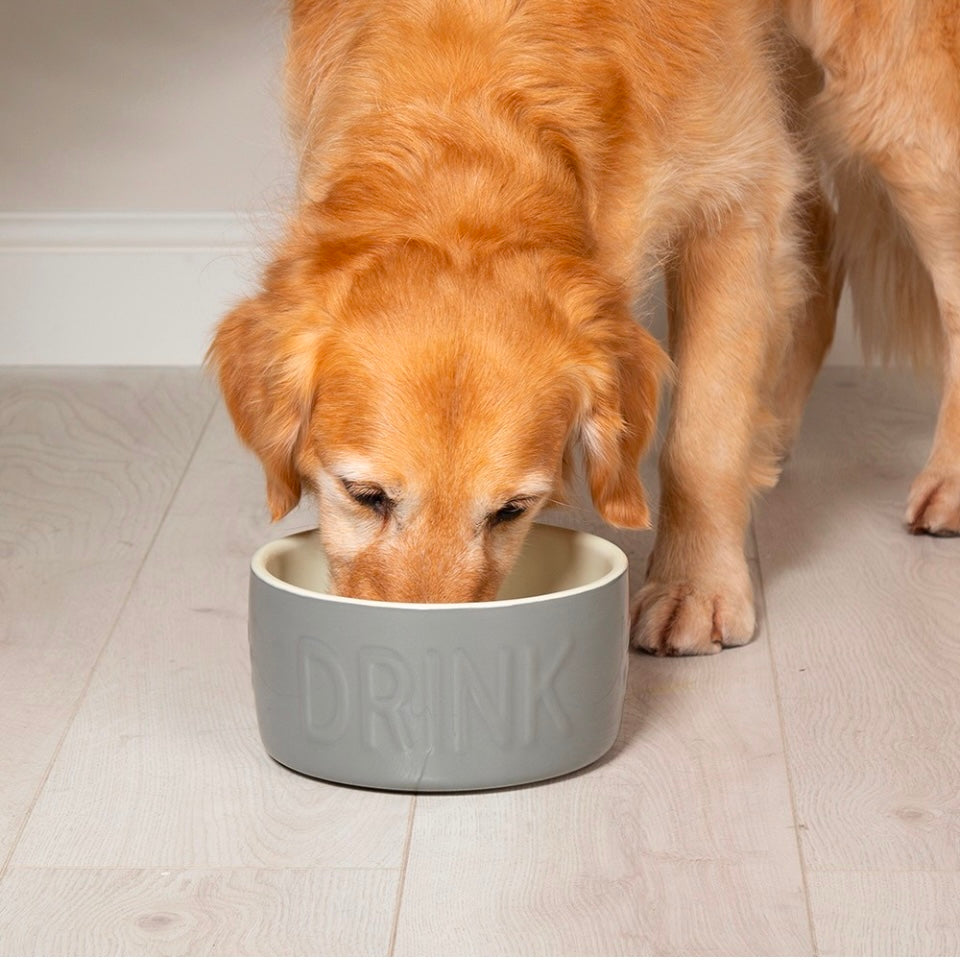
left=777, top=0, right=960, bottom=536
left=210, top=0, right=809, bottom=655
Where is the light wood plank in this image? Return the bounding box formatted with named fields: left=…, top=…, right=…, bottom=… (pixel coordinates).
left=0, top=368, right=213, bottom=866
left=8, top=402, right=411, bottom=870
left=392, top=623, right=811, bottom=956
left=808, top=870, right=960, bottom=955
left=755, top=368, right=960, bottom=877
left=0, top=866, right=397, bottom=956
left=8, top=366, right=954, bottom=955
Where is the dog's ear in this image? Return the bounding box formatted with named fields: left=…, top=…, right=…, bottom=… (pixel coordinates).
left=207, top=295, right=323, bottom=521
left=565, top=286, right=671, bottom=529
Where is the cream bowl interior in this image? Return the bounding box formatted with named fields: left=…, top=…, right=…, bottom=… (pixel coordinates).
left=257, top=522, right=623, bottom=605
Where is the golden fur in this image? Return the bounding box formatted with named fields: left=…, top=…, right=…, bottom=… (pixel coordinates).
left=779, top=0, right=960, bottom=537
left=210, top=0, right=810, bottom=652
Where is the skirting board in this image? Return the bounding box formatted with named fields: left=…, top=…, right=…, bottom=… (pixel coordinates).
left=0, top=211, right=863, bottom=366
left=0, top=213, right=282, bottom=365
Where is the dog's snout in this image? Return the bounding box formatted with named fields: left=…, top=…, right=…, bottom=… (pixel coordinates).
left=335, top=557, right=499, bottom=605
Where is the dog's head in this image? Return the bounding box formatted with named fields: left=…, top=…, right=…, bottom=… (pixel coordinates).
left=209, top=240, right=667, bottom=602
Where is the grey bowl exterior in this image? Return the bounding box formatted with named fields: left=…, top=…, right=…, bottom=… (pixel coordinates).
left=248, top=524, right=629, bottom=792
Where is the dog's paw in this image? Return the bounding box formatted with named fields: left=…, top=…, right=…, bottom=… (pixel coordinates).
left=906, top=466, right=960, bottom=537
left=630, top=574, right=756, bottom=656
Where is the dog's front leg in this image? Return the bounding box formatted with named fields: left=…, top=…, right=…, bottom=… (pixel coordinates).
left=632, top=207, right=799, bottom=655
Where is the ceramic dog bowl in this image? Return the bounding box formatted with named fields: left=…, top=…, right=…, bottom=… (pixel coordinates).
left=248, top=523, right=629, bottom=792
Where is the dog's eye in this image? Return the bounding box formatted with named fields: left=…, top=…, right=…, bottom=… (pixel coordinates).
left=489, top=501, right=528, bottom=526
left=342, top=480, right=393, bottom=517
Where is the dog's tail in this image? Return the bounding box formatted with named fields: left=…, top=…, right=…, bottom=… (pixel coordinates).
left=831, top=159, right=942, bottom=373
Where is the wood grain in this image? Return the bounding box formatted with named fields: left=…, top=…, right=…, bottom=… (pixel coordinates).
left=8, top=402, right=412, bottom=871
left=755, top=368, right=960, bottom=875
left=808, top=870, right=960, bottom=955
left=3, top=366, right=958, bottom=955
left=0, top=368, right=213, bottom=866
left=0, top=866, right=398, bottom=956
left=392, top=619, right=811, bottom=956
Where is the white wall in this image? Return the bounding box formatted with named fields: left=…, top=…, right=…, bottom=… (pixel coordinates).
left=0, top=0, right=860, bottom=365
left=0, top=0, right=293, bottom=211
left=0, top=0, right=293, bottom=364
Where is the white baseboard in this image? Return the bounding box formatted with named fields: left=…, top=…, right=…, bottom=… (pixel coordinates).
left=0, top=213, right=281, bottom=365
left=0, top=211, right=863, bottom=366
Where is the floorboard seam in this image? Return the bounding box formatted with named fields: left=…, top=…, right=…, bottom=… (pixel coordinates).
left=0, top=393, right=218, bottom=882
left=752, top=520, right=821, bottom=957
left=387, top=795, right=418, bottom=957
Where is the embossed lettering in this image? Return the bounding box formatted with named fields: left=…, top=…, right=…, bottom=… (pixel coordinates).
left=359, top=646, right=415, bottom=751
left=297, top=638, right=576, bottom=752
left=519, top=639, right=573, bottom=744
left=452, top=647, right=514, bottom=752
left=300, top=638, right=349, bottom=742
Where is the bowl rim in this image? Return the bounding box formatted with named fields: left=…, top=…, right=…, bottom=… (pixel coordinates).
left=250, top=522, right=628, bottom=611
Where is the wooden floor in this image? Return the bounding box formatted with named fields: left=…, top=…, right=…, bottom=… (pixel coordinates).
left=0, top=366, right=957, bottom=956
